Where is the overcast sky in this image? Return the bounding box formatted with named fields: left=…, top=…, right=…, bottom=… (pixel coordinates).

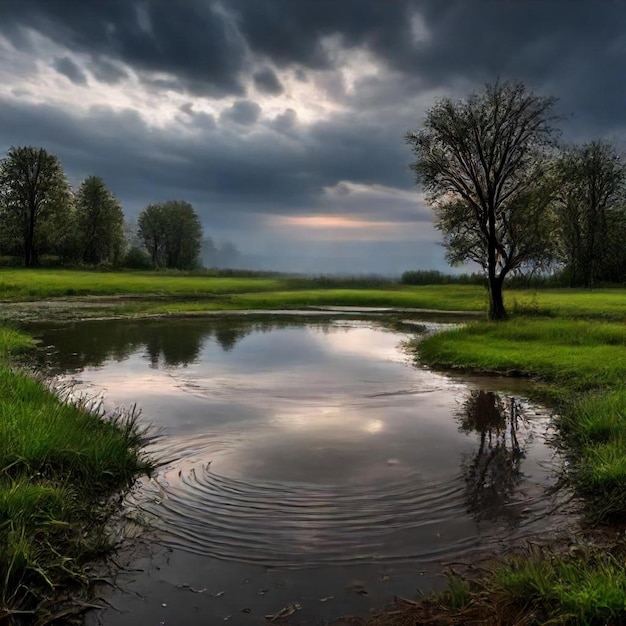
left=1, top=0, right=625, bottom=274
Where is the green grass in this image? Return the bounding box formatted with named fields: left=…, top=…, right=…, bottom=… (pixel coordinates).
left=0, top=269, right=623, bottom=321
left=471, top=551, right=626, bottom=625
left=0, top=368, right=149, bottom=489
left=0, top=327, right=36, bottom=356
left=121, top=285, right=486, bottom=313
left=507, top=288, right=626, bottom=320
left=0, top=268, right=284, bottom=299
left=418, top=318, right=626, bottom=389
left=0, top=327, right=151, bottom=621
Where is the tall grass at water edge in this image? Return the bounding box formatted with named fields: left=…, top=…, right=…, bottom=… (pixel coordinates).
left=0, top=327, right=152, bottom=622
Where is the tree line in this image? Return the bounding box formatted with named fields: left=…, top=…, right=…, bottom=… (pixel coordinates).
left=0, top=146, right=239, bottom=270
left=406, top=81, right=626, bottom=319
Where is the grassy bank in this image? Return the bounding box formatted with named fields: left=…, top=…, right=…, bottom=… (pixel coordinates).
left=402, top=316, right=626, bottom=624
left=0, top=327, right=151, bottom=623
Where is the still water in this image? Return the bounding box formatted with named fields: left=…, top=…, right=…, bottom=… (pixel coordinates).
left=30, top=316, right=572, bottom=625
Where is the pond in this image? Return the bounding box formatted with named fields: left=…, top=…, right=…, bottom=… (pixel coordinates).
left=29, top=316, right=573, bottom=625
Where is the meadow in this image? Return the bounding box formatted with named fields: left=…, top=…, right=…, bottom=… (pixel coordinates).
left=0, top=267, right=624, bottom=624
left=0, top=268, right=623, bottom=321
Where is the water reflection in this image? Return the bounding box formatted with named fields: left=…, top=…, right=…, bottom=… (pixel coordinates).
left=31, top=317, right=339, bottom=373
left=28, top=318, right=569, bottom=572
left=458, top=390, right=526, bottom=521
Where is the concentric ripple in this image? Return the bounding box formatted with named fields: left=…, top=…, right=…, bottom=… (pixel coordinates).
left=132, top=422, right=570, bottom=569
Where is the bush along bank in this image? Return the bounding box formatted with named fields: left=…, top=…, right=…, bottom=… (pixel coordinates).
left=400, top=317, right=626, bottom=625
left=0, top=327, right=153, bottom=624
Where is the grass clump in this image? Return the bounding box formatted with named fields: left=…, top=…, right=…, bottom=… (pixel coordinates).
left=559, top=390, right=626, bottom=444
left=388, top=551, right=626, bottom=626
left=481, top=551, right=626, bottom=625
left=0, top=328, right=152, bottom=622
left=0, top=368, right=149, bottom=488
left=0, top=327, right=36, bottom=357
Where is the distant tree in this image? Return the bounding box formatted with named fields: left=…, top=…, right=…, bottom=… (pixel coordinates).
left=75, top=175, right=125, bottom=265
left=137, top=200, right=202, bottom=269
left=163, top=201, right=202, bottom=269
left=406, top=81, right=560, bottom=320
left=137, top=203, right=168, bottom=267
left=0, top=146, right=71, bottom=266
left=556, top=141, right=626, bottom=286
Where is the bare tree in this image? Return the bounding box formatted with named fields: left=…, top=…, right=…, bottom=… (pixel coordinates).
left=406, top=81, right=560, bottom=320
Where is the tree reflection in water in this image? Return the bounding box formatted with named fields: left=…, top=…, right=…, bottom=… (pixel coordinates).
left=458, top=390, right=527, bottom=522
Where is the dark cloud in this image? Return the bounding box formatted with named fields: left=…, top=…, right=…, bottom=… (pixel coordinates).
left=294, top=68, right=308, bottom=82
left=253, top=67, right=284, bottom=95
left=271, top=109, right=298, bottom=133
left=180, top=103, right=194, bottom=116
left=3, top=0, right=626, bottom=124
left=1, top=0, right=626, bottom=273
left=228, top=0, right=415, bottom=70
left=52, top=56, right=87, bottom=85
left=1, top=0, right=247, bottom=96
left=0, top=93, right=416, bottom=220
left=220, top=100, right=262, bottom=125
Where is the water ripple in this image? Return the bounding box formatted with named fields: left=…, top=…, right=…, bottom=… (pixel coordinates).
left=131, top=458, right=568, bottom=569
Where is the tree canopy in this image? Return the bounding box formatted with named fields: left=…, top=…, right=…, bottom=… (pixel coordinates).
left=556, top=141, right=626, bottom=286
left=137, top=200, right=202, bottom=269
left=406, top=81, right=560, bottom=319
left=0, top=146, right=71, bottom=266
left=75, top=175, right=125, bottom=266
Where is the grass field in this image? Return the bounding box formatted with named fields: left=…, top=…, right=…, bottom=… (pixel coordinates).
left=0, top=268, right=623, bottom=321
left=0, top=268, right=284, bottom=298
left=418, top=318, right=626, bottom=389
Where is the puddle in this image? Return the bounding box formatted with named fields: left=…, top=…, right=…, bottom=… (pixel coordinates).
left=28, top=317, right=575, bottom=625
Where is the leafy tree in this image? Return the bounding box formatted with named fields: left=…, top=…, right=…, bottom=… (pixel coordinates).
left=406, top=81, right=560, bottom=320
left=137, top=200, right=202, bottom=269
left=75, top=175, right=125, bottom=265
left=556, top=141, right=626, bottom=286
left=0, top=146, right=71, bottom=266
left=137, top=203, right=168, bottom=267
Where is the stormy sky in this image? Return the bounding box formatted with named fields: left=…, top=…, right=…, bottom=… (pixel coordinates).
left=1, top=0, right=625, bottom=274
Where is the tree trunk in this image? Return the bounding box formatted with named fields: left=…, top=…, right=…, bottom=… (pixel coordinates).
left=488, top=275, right=507, bottom=321
left=24, top=214, right=35, bottom=267
left=486, top=204, right=507, bottom=321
